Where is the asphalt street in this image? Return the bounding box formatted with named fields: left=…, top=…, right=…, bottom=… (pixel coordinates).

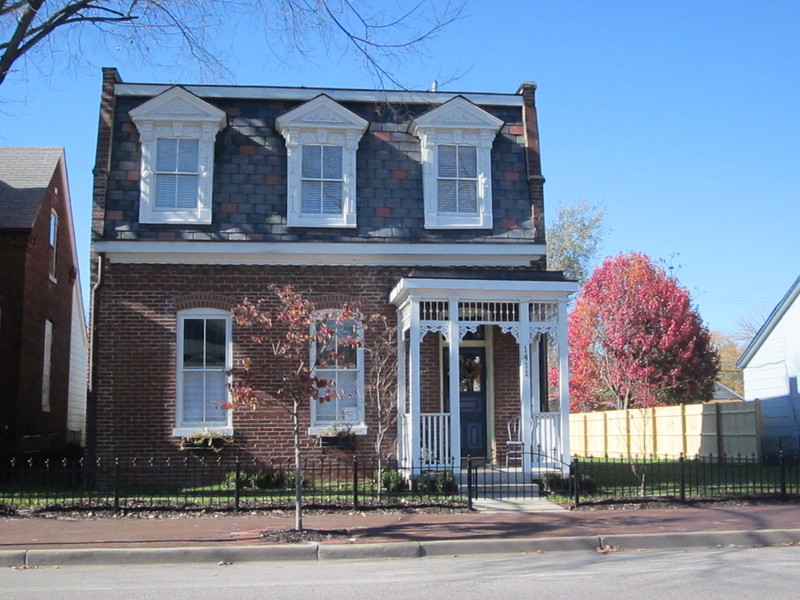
left=3, top=545, right=800, bottom=600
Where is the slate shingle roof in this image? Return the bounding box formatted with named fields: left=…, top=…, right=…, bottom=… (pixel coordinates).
left=0, top=146, right=63, bottom=229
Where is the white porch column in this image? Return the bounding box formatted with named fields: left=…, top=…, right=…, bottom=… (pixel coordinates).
left=396, top=308, right=408, bottom=468
left=557, top=299, right=571, bottom=469
left=409, top=296, right=422, bottom=472
left=530, top=333, right=541, bottom=456
left=447, top=299, right=461, bottom=469
left=518, top=301, right=533, bottom=475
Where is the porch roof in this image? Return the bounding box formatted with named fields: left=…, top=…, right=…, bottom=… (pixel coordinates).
left=389, top=269, right=579, bottom=306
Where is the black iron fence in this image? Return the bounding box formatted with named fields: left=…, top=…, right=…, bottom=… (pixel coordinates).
left=565, top=453, right=800, bottom=507
left=1, top=452, right=799, bottom=514
left=0, top=455, right=465, bottom=513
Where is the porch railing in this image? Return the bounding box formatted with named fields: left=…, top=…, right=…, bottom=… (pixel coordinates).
left=421, top=413, right=451, bottom=468
left=531, top=412, right=562, bottom=468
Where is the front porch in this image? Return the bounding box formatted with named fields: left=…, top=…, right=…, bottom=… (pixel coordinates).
left=390, top=270, right=579, bottom=480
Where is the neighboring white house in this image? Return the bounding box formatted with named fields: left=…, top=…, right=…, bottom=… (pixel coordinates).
left=737, top=275, right=800, bottom=456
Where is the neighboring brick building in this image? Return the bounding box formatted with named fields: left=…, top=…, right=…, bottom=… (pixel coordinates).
left=0, top=147, right=88, bottom=455
left=90, top=69, right=578, bottom=477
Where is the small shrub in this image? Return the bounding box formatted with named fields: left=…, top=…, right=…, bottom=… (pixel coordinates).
left=380, top=468, right=405, bottom=493
left=284, top=469, right=311, bottom=489
left=435, top=470, right=457, bottom=495
left=540, top=472, right=598, bottom=495
left=414, top=470, right=457, bottom=495
left=540, top=472, right=570, bottom=493
left=251, top=469, right=285, bottom=490
left=223, top=471, right=249, bottom=490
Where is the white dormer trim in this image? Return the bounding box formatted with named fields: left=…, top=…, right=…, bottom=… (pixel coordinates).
left=411, top=96, right=503, bottom=230
left=276, top=95, right=368, bottom=228
left=130, top=87, right=227, bottom=225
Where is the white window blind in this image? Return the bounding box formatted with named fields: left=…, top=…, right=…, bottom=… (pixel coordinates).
left=155, top=138, right=200, bottom=210
left=301, top=145, right=343, bottom=215
left=437, top=145, right=478, bottom=214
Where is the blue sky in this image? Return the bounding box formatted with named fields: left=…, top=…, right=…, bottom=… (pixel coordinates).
left=2, top=1, right=797, bottom=336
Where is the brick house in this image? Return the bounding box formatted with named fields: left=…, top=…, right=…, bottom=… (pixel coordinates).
left=90, top=68, right=578, bottom=479
left=0, top=147, right=88, bottom=455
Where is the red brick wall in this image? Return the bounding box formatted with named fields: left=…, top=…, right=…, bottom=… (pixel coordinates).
left=2, top=169, right=77, bottom=450
left=93, top=263, right=406, bottom=463
left=493, top=329, right=521, bottom=451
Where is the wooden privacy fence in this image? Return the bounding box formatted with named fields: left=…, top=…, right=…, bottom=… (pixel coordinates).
left=569, top=402, right=761, bottom=459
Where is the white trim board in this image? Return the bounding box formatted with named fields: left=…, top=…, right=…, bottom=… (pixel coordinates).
left=92, top=241, right=545, bottom=266
left=389, top=277, right=579, bottom=305
left=115, top=84, right=524, bottom=107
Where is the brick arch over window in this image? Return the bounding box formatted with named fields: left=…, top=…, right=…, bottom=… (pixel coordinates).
left=310, top=294, right=363, bottom=312
left=175, top=293, right=235, bottom=312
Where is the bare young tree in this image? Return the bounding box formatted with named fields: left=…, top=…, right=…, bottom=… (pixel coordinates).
left=362, top=314, right=397, bottom=498
left=1, top=0, right=463, bottom=88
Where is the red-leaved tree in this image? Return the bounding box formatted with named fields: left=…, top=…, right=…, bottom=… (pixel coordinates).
left=227, top=284, right=361, bottom=531
left=569, top=252, right=719, bottom=412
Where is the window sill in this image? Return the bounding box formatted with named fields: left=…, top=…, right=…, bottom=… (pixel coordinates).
left=288, top=217, right=357, bottom=229
left=308, top=425, right=367, bottom=436
left=172, top=426, right=234, bottom=438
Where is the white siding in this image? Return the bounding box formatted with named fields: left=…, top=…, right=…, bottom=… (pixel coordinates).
left=67, top=284, right=88, bottom=445
left=743, top=291, right=800, bottom=454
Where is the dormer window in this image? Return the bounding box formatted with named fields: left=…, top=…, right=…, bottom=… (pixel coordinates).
left=276, top=95, right=367, bottom=228
left=130, top=87, right=226, bottom=225
left=301, top=144, right=343, bottom=216
left=437, top=144, right=478, bottom=214
left=155, top=138, right=200, bottom=210
left=411, top=96, right=503, bottom=229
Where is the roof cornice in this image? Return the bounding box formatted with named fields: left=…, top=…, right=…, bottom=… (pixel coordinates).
left=737, top=275, right=800, bottom=368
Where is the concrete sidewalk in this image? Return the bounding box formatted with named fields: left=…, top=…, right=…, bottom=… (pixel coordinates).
left=1, top=502, right=799, bottom=567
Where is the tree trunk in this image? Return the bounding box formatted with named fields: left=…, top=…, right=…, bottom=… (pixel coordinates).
left=292, top=401, right=303, bottom=531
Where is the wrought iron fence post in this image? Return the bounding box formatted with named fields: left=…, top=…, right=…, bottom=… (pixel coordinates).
left=679, top=453, right=686, bottom=503
left=352, top=455, right=359, bottom=510
left=466, top=455, right=473, bottom=511
left=234, top=456, right=241, bottom=512
left=779, top=450, right=787, bottom=500
left=572, top=457, right=580, bottom=509
left=113, top=458, right=120, bottom=513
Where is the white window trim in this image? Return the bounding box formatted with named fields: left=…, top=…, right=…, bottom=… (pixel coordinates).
left=42, top=319, right=53, bottom=412
left=411, top=96, right=503, bottom=230
left=173, top=308, right=233, bottom=437
left=48, top=210, right=58, bottom=283
left=130, top=87, right=226, bottom=225
left=308, top=309, right=366, bottom=434
left=276, top=95, right=367, bottom=229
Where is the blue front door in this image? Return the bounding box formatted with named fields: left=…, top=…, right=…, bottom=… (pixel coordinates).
left=443, top=347, right=488, bottom=458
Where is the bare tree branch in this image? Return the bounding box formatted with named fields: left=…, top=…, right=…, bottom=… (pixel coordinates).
left=1, top=0, right=463, bottom=90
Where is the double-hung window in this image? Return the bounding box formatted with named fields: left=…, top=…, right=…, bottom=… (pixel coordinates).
left=175, top=309, right=232, bottom=435
left=411, top=96, right=503, bottom=229
left=130, top=86, right=226, bottom=225
left=276, top=95, right=367, bottom=228
left=301, top=145, right=344, bottom=216
left=155, top=138, right=200, bottom=210
left=309, top=311, right=365, bottom=433
left=437, top=145, right=478, bottom=215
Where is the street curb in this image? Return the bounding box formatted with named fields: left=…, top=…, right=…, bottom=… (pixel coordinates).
left=319, top=541, right=422, bottom=560
left=421, top=535, right=595, bottom=556
left=0, top=551, right=27, bottom=568
left=8, top=529, right=800, bottom=567
left=24, top=544, right=318, bottom=567
left=598, top=529, right=800, bottom=552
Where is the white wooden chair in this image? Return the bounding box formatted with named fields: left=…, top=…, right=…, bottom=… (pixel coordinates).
left=505, top=416, right=524, bottom=467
